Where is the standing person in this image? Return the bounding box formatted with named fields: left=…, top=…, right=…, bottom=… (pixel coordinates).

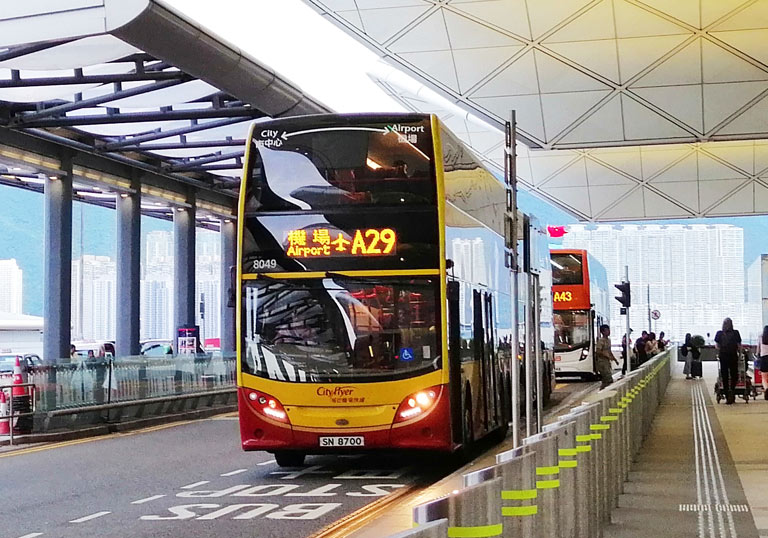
left=681, top=333, right=702, bottom=379
left=714, top=317, right=742, bottom=405
left=758, top=325, right=768, bottom=400
left=657, top=331, right=668, bottom=352
left=635, top=330, right=648, bottom=366
left=621, top=329, right=633, bottom=374
left=596, top=324, right=619, bottom=389
left=682, top=333, right=693, bottom=379
left=645, top=332, right=659, bottom=358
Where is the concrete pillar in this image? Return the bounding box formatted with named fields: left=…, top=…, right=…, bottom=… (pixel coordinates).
left=220, top=218, right=236, bottom=355
left=173, top=201, right=196, bottom=333
left=43, top=160, right=73, bottom=363
left=115, top=186, right=141, bottom=358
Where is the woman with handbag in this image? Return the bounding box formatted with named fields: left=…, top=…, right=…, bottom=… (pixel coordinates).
left=758, top=325, right=768, bottom=400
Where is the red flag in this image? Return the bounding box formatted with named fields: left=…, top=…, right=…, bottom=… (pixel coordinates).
left=547, top=225, right=567, bottom=238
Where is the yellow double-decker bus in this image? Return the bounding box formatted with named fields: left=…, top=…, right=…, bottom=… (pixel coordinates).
left=237, top=113, right=552, bottom=466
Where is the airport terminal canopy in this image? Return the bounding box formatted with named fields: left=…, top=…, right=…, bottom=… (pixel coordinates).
left=309, top=0, right=768, bottom=221
left=0, top=0, right=329, bottom=219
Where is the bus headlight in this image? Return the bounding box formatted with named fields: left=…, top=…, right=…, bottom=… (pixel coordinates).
left=394, top=386, right=442, bottom=423
left=245, top=389, right=291, bottom=424
left=580, top=348, right=589, bottom=361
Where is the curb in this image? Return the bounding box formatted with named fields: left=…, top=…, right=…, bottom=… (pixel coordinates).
left=0, top=404, right=237, bottom=448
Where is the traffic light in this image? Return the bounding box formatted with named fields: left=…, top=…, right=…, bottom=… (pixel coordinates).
left=615, top=281, right=631, bottom=308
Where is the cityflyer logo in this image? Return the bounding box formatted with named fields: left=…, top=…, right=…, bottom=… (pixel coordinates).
left=317, top=386, right=356, bottom=398
left=316, top=386, right=366, bottom=404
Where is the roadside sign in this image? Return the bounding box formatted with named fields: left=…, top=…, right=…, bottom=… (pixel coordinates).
left=651, top=310, right=661, bottom=320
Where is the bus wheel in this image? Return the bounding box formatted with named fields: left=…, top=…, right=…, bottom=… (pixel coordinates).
left=274, top=451, right=305, bottom=467
left=460, top=397, right=474, bottom=457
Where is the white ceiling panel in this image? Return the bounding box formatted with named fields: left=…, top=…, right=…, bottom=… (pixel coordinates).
left=327, top=0, right=768, bottom=219
left=708, top=181, right=755, bottom=215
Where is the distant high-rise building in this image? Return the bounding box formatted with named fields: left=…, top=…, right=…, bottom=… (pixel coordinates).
left=0, top=259, right=23, bottom=314
left=561, top=224, right=760, bottom=342
left=140, top=279, right=173, bottom=340
left=139, top=229, right=222, bottom=342
left=72, top=255, right=116, bottom=341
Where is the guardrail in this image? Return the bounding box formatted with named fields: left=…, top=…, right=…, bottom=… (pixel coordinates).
left=397, top=350, right=672, bottom=538
left=0, top=355, right=237, bottom=440
left=24, top=354, right=236, bottom=412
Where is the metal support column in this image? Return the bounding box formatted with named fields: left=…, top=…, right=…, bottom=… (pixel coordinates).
left=534, top=273, right=543, bottom=433
left=43, top=158, right=73, bottom=410
left=625, top=265, right=631, bottom=373
left=525, top=273, right=534, bottom=438
left=173, top=200, right=196, bottom=333
left=115, top=185, right=141, bottom=358
left=220, top=218, right=236, bottom=356
left=506, top=111, right=520, bottom=447
left=43, top=160, right=73, bottom=363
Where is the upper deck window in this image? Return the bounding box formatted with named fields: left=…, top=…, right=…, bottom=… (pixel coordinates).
left=551, top=253, right=584, bottom=286
left=246, top=118, right=435, bottom=212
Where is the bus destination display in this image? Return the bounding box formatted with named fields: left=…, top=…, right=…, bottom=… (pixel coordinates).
left=285, top=227, right=397, bottom=258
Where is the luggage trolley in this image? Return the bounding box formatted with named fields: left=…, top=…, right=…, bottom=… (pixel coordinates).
left=714, top=348, right=757, bottom=403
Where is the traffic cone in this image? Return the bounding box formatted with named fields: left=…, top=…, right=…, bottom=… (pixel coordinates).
left=0, top=391, right=9, bottom=435
left=11, top=356, right=32, bottom=434
left=12, top=356, right=27, bottom=397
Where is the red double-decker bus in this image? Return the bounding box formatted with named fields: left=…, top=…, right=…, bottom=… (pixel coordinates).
left=550, top=249, right=609, bottom=379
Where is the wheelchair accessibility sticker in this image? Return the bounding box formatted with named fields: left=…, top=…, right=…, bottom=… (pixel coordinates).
left=399, top=348, right=414, bottom=361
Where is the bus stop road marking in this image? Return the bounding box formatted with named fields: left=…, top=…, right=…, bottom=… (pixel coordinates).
left=69, top=511, right=111, bottom=524
left=257, top=459, right=276, bottom=466
left=221, top=469, right=248, bottom=477
left=17, top=533, right=43, bottom=538
left=132, top=495, right=166, bottom=505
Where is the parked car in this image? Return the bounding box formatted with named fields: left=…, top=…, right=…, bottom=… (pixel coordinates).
left=140, top=340, right=172, bottom=357
left=0, top=354, right=42, bottom=387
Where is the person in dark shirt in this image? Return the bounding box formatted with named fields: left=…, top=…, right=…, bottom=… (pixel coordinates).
left=714, top=317, right=742, bottom=404
left=635, top=330, right=648, bottom=366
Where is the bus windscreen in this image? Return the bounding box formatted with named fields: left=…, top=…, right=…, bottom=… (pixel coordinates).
left=241, top=277, right=441, bottom=383
left=551, top=253, right=583, bottom=286
left=553, top=309, right=591, bottom=351
left=246, top=118, right=435, bottom=212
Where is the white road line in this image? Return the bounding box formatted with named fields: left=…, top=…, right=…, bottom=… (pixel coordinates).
left=69, top=511, right=111, bottom=524
left=18, top=533, right=44, bottom=538
left=180, top=481, right=210, bottom=489
left=221, top=469, right=248, bottom=477
left=692, top=386, right=705, bottom=538
left=698, top=385, right=737, bottom=537
left=693, top=386, right=715, bottom=538
left=696, top=386, right=726, bottom=538
left=131, top=495, right=166, bottom=505
left=257, top=459, right=276, bottom=466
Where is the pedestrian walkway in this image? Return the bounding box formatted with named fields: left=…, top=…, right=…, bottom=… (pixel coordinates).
left=605, top=360, right=766, bottom=538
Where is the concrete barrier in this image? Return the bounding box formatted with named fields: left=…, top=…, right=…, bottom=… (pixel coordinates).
left=387, top=350, right=673, bottom=538
left=465, top=449, right=536, bottom=538
left=559, top=407, right=597, bottom=538
left=522, top=432, right=560, bottom=538
left=542, top=419, right=577, bottom=538
left=413, top=478, right=503, bottom=538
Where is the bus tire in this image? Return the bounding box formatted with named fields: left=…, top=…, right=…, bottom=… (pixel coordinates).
left=274, top=451, right=305, bottom=467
